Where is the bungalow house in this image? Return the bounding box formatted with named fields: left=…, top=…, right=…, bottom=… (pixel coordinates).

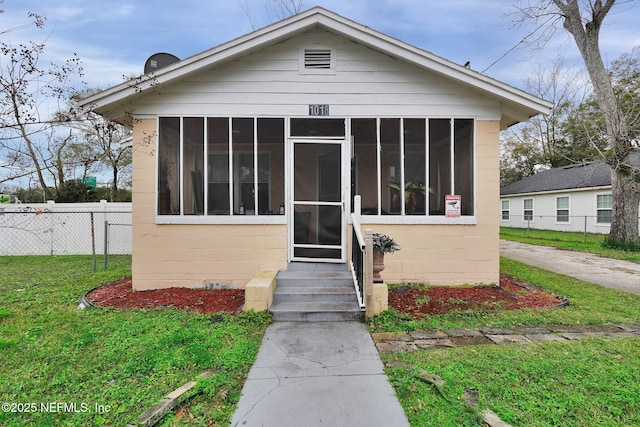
left=500, top=153, right=640, bottom=234
left=80, top=7, right=551, bottom=314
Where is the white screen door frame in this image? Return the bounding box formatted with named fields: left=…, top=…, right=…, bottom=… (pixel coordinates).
left=289, top=139, right=346, bottom=262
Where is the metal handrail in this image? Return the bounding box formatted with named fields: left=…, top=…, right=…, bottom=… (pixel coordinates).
left=351, top=212, right=366, bottom=250
left=350, top=212, right=366, bottom=308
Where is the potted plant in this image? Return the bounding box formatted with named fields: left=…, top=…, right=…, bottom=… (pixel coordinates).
left=388, top=180, right=429, bottom=214
left=372, top=233, right=400, bottom=283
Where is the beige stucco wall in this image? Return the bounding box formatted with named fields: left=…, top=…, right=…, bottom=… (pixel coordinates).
left=131, top=119, right=287, bottom=290
left=361, top=120, right=500, bottom=286
left=131, top=119, right=500, bottom=290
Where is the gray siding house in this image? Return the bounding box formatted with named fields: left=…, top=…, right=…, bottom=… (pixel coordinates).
left=500, top=153, right=640, bottom=234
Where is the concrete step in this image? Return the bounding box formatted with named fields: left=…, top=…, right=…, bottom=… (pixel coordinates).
left=274, top=286, right=358, bottom=303
left=276, top=271, right=354, bottom=287
left=270, top=262, right=362, bottom=322
left=270, top=302, right=362, bottom=322
left=285, top=262, right=348, bottom=272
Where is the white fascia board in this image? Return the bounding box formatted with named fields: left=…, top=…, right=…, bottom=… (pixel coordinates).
left=500, top=186, right=612, bottom=198
left=80, top=7, right=553, bottom=118
left=80, top=10, right=324, bottom=110
left=315, top=13, right=552, bottom=116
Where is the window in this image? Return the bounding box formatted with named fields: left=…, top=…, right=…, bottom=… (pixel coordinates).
left=290, top=118, right=345, bottom=137
left=158, top=117, right=285, bottom=217
left=523, top=198, right=533, bottom=221
left=556, top=196, right=569, bottom=222
left=158, top=117, right=181, bottom=215
left=596, top=194, right=613, bottom=224
left=501, top=200, right=510, bottom=220
left=352, top=118, right=474, bottom=217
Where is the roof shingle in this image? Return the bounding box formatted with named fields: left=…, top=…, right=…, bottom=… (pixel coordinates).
left=500, top=151, right=640, bottom=195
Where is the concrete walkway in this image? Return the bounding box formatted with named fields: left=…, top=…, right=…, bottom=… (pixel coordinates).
left=500, top=240, right=640, bottom=296
left=230, top=322, right=409, bottom=427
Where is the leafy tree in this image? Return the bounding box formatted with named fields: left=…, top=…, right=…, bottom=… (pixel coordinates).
left=55, top=179, right=96, bottom=203
left=500, top=129, right=545, bottom=186
left=513, top=0, right=640, bottom=246
left=95, top=186, right=132, bottom=202
left=562, top=47, right=639, bottom=159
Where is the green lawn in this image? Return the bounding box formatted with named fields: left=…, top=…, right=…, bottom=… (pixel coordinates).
left=4, top=248, right=640, bottom=426
left=372, top=255, right=640, bottom=426
left=0, top=256, right=269, bottom=426
left=385, top=337, right=640, bottom=426
left=371, top=257, right=640, bottom=332
left=500, top=226, right=640, bottom=262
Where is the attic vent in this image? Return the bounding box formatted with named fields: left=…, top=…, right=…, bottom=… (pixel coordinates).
left=304, top=48, right=332, bottom=69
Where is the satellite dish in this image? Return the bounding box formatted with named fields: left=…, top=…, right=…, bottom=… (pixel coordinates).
left=144, top=53, right=180, bottom=74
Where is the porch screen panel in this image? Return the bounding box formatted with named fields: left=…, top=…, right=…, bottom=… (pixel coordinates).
left=429, top=119, right=451, bottom=215
left=381, top=119, right=401, bottom=215
left=290, top=118, right=345, bottom=137
left=207, top=118, right=230, bottom=215
left=183, top=117, right=204, bottom=215
left=158, top=117, right=180, bottom=215
left=404, top=119, right=426, bottom=215
left=257, top=118, right=285, bottom=215
left=233, top=118, right=255, bottom=215
left=454, top=119, right=474, bottom=215
left=351, top=119, right=378, bottom=215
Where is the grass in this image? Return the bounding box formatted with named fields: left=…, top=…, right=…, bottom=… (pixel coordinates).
left=0, top=255, right=270, bottom=426
left=370, top=257, right=640, bottom=332
left=500, top=226, right=640, bottom=262
left=385, top=338, right=640, bottom=426
left=371, top=245, right=640, bottom=426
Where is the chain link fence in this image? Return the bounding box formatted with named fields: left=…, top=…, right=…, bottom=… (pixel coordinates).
left=501, top=214, right=640, bottom=242
left=0, top=202, right=131, bottom=271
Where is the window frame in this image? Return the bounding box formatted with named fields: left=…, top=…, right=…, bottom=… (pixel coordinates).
left=156, top=116, right=286, bottom=225
left=351, top=117, right=477, bottom=224
left=523, top=198, right=534, bottom=222
left=501, top=199, right=510, bottom=221
left=155, top=116, right=478, bottom=225
left=596, top=193, right=613, bottom=225
left=555, top=195, right=570, bottom=223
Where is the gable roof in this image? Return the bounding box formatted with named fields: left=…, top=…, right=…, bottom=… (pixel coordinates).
left=79, top=6, right=552, bottom=127
left=500, top=151, right=640, bottom=196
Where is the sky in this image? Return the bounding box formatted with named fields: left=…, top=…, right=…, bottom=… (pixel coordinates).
left=2, top=0, right=639, bottom=94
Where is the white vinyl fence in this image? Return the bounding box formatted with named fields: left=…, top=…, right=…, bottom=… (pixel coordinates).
left=0, top=201, right=132, bottom=256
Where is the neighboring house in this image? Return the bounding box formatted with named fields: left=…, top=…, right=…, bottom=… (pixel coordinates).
left=80, top=7, right=551, bottom=291
left=500, top=152, right=640, bottom=234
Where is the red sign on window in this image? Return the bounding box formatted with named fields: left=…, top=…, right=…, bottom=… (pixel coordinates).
left=445, top=195, right=461, bottom=218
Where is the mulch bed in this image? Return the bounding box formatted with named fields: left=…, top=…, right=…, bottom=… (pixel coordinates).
left=388, top=274, right=567, bottom=318
left=85, top=277, right=244, bottom=314
left=86, top=274, right=565, bottom=316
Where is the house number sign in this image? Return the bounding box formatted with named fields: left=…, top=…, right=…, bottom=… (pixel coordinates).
left=309, top=104, right=330, bottom=116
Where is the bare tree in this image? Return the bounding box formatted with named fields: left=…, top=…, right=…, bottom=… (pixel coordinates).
left=238, top=0, right=307, bottom=30
left=60, top=90, right=132, bottom=202
left=514, top=0, right=640, bottom=246
left=0, top=8, right=83, bottom=199
left=78, top=113, right=131, bottom=202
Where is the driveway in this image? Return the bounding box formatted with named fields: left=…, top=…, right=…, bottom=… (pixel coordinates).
left=500, top=240, right=640, bottom=296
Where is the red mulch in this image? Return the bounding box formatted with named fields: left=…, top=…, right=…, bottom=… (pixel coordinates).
left=85, top=277, right=244, bottom=314
left=86, top=274, right=565, bottom=316
left=389, top=274, right=566, bottom=318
